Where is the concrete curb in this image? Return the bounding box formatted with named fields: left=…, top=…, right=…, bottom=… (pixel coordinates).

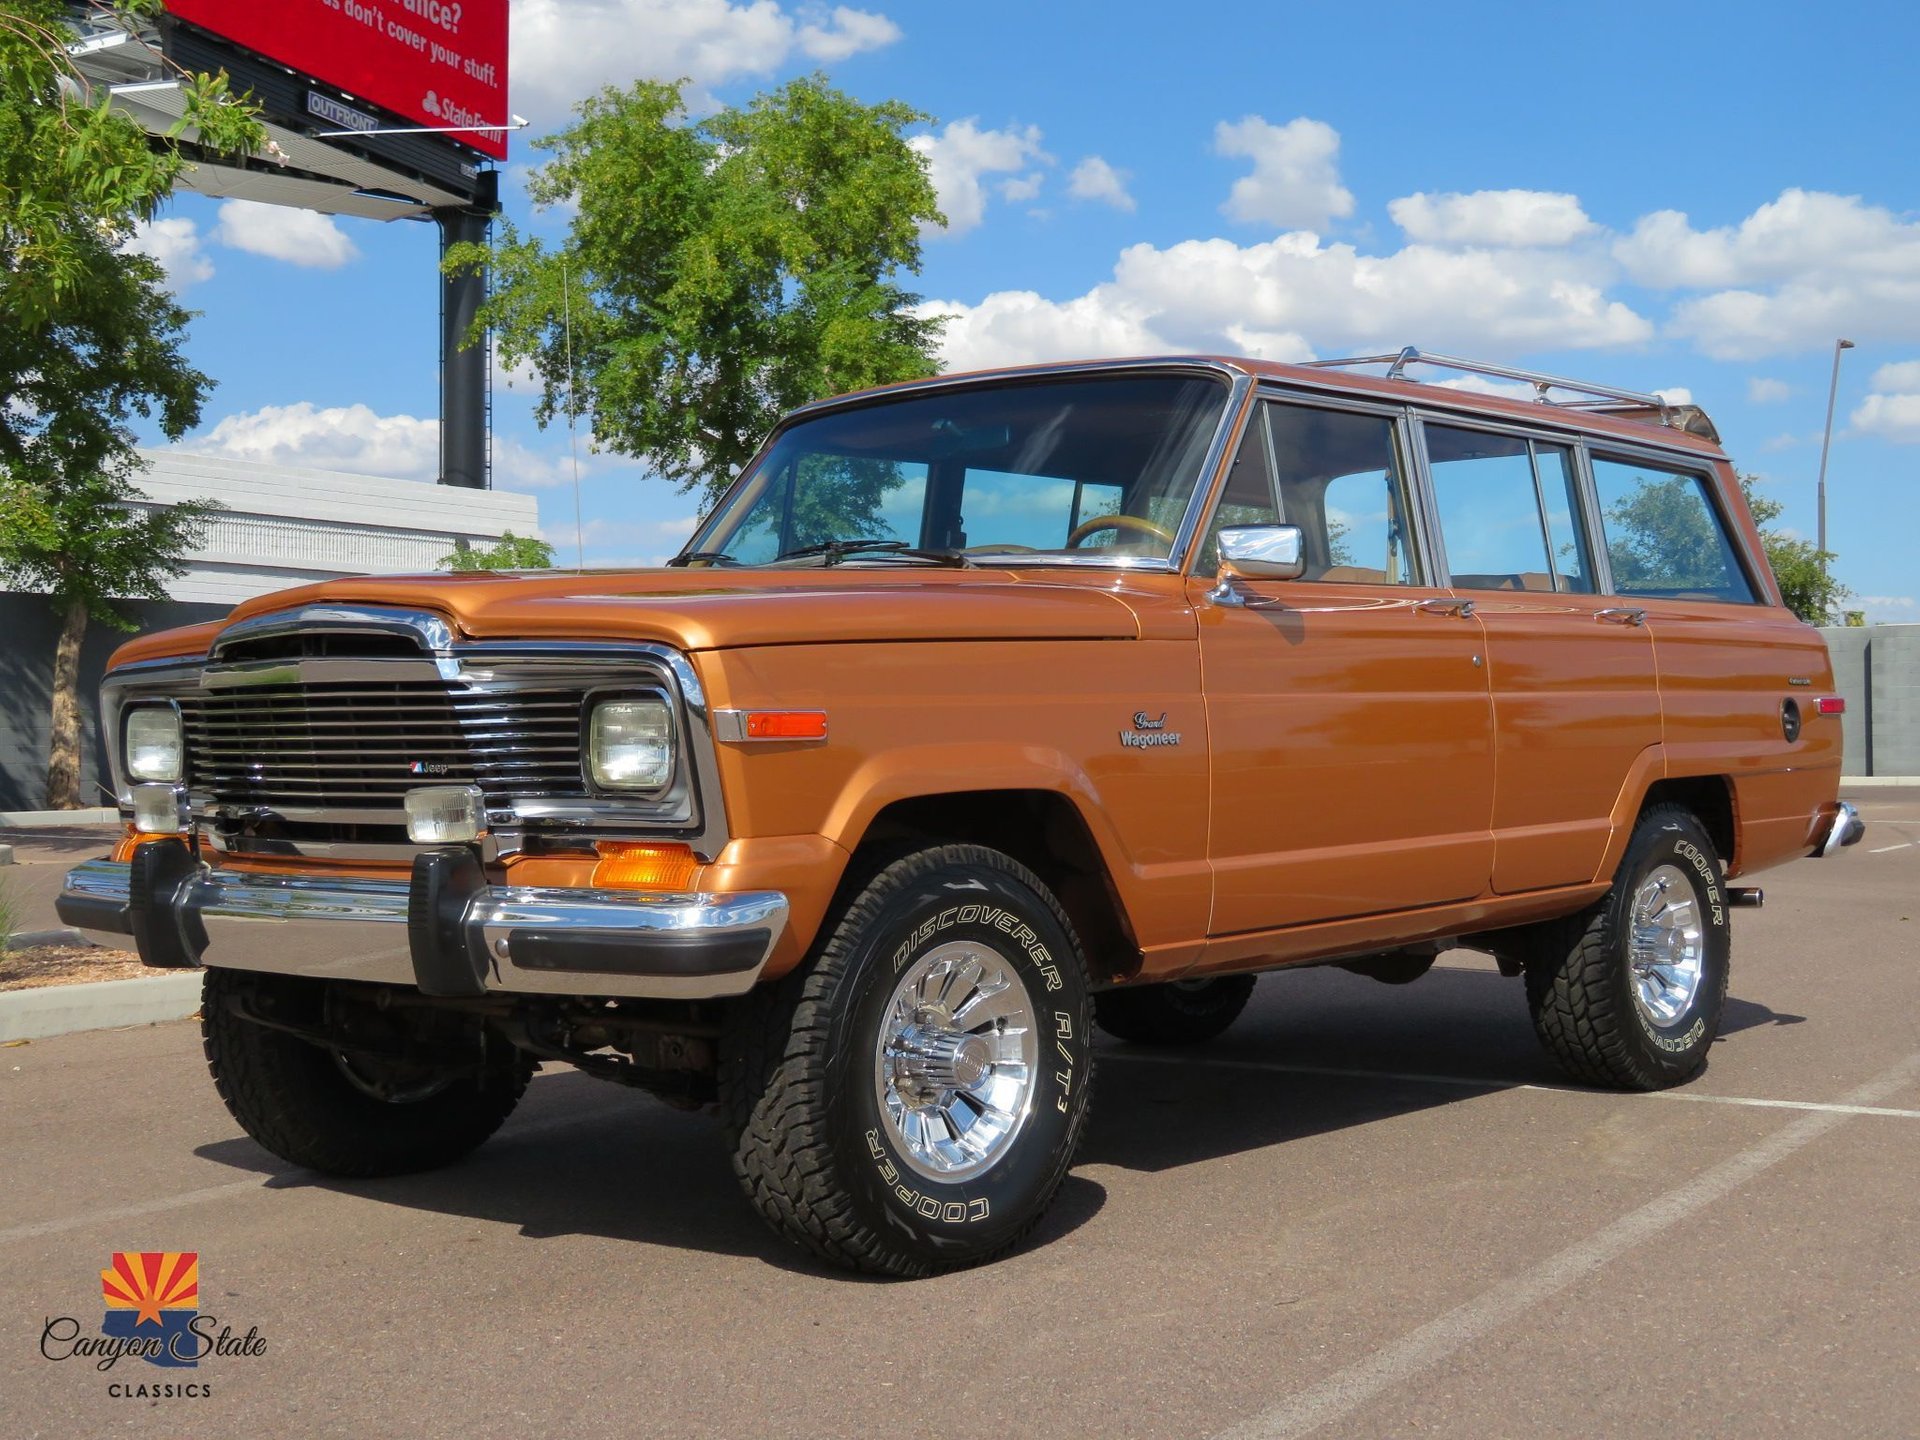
left=1841, top=776, right=1920, bottom=789
left=8, top=928, right=96, bottom=950
left=0, top=973, right=202, bottom=1043
left=0, top=808, right=118, bottom=828
left=0, top=845, right=12, bottom=866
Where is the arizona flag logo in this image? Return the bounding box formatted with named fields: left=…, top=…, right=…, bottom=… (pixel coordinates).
left=100, top=1252, right=200, bottom=1369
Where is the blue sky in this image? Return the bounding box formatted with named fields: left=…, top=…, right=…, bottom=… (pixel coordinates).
left=128, top=0, right=1920, bottom=620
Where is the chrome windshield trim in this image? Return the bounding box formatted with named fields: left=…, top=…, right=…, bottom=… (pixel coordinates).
left=781, top=356, right=1250, bottom=422
left=958, top=552, right=1176, bottom=571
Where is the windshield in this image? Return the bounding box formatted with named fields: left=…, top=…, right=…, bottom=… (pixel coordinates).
left=684, top=372, right=1230, bottom=566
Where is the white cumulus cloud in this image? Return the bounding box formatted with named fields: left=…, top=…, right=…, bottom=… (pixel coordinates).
left=185, top=402, right=584, bottom=492
left=999, top=172, right=1044, bottom=203
left=1214, top=116, right=1353, bottom=231
left=1857, top=595, right=1917, bottom=623
left=121, top=217, right=214, bottom=289
left=918, top=289, right=1167, bottom=374
left=796, top=5, right=901, bottom=60
left=927, top=228, right=1651, bottom=374
left=1616, top=190, right=1920, bottom=358
left=909, top=120, right=1050, bottom=237
left=214, top=201, right=360, bottom=269
left=1066, top=156, right=1135, bottom=212
left=1850, top=360, right=1920, bottom=444
left=510, top=0, right=900, bottom=124
left=1388, top=189, right=1595, bottom=248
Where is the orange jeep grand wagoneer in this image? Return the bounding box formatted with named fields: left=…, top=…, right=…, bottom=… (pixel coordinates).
left=61, top=349, right=1864, bottom=1275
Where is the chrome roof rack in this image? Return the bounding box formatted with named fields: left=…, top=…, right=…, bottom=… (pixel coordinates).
left=1304, top=346, right=1719, bottom=442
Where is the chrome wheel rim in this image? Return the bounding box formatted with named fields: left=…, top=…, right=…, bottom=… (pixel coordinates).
left=874, top=939, right=1038, bottom=1183
left=1628, top=863, right=1707, bottom=1028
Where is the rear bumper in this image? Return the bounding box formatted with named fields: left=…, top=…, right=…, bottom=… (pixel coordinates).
left=1815, top=801, right=1866, bottom=858
left=57, top=844, right=788, bottom=1001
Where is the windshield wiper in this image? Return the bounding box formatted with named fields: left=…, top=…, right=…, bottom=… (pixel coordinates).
left=774, top=539, right=973, bottom=568
left=666, top=550, right=744, bottom=568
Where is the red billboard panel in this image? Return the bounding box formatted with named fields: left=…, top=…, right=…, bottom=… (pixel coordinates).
left=166, top=0, right=509, bottom=160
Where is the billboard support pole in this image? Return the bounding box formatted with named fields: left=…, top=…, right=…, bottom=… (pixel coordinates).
left=438, top=202, right=493, bottom=489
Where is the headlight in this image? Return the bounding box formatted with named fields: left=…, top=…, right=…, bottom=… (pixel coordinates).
left=589, top=698, right=674, bottom=790
left=125, top=706, right=183, bottom=783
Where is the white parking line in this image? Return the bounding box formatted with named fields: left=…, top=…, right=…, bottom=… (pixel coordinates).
left=0, top=1101, right=621, bottom=1248
left=1105, top=1052, right=1920, bottom=1119
left=1868, top=841, right=1914, bottom=853
left=1210, top=1050, right=1920, bottom=1440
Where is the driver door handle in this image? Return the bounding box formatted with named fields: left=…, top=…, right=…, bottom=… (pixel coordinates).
left=1596, top=607, right=1647, bottom=627
left=1416, top=597, right=1475, bottom=618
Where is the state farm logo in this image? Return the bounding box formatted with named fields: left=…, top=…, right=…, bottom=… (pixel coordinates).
left=39, top=1252, right=266, bottom=1400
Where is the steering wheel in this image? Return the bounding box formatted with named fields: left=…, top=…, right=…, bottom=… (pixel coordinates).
left=1066, top=513, right=1176, bottom=548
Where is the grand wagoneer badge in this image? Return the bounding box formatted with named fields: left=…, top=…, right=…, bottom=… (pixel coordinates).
left=1121, top=711, right=1181, bottom=748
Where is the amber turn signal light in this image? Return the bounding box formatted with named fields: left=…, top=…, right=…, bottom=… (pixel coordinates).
left=592, top=842, right=700, bottom=892
left=748, top=711, right=828, bottom=740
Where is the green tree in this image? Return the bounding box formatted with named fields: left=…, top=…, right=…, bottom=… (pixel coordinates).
left=449, top=75, right=946, bottom=507
left=0, top=1, right=257, bottom=806
left=438, top=530, right=556, bottom=572
left=1, top=0, right=261, bottom=322
left=1738, top=475, right=1849, bottom=626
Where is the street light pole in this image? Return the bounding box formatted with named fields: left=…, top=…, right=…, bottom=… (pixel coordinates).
left=1815, top=338, right=1855, bottom=556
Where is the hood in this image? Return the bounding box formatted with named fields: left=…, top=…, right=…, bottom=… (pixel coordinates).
left=197, top=566, right=1192, bottom=652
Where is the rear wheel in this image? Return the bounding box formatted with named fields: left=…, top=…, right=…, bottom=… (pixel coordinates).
left=1524, top=805, right=1730, bottom=1090
left=1094, top=975, right=1256, bottom=1045
left=202, top=969, right=533, bottom=1177
left=721, top=844, right=1093, bottom=1276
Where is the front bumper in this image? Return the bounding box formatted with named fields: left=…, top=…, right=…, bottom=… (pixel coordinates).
left=57, top=843, right=788, bottom=1001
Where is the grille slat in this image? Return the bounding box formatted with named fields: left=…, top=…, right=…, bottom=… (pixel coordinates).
left=178, top=676, right=597, bottom=819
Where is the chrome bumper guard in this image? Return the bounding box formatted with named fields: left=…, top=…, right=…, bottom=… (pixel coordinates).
left=57, top=846, right=788, bottom=1001
left=1816, top=801, right=1866, bottom=859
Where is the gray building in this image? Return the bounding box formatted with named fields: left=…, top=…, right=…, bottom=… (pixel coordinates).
left=1, top=450, right=537, bottom=811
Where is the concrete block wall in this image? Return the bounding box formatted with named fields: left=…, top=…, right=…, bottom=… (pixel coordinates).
left=1817, top=623, right=1920, bottom=777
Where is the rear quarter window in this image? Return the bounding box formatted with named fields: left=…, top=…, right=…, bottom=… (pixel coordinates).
left=1590, top=457, right=1757, bottom=604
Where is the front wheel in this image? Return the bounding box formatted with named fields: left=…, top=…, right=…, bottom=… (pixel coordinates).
left=202, top=969, right=533, bottom=1176
left=1524, top=805, right=1731, bottom=1090
left=721, top=845, right=1094, bottom=1276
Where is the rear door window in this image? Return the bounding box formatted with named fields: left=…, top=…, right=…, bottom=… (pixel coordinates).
left=1590, top=457, right=1756, bottom=603
left=1423, top=425, right=1595, bottom=593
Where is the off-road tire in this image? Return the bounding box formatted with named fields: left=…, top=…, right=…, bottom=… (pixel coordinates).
left=202, top=969, right=533, bottom=1177
left=1524, top=805, right=1731, bottom=1090
left=720, top=844, right=1094, bottom=1277
left=1094, top=975, right=1256, bottom=1045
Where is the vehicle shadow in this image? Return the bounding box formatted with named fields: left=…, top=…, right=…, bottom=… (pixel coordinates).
left=189, top=961, right=1789, bottom=1270
left=192, top=1070, right=1107, bottom=1279
left=1719, top=994, right=1807, bottom=1032
left=1084, top=962, right=1546, bottom=1172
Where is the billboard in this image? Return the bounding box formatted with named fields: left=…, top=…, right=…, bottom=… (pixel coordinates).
left=165, top=0, right=509, bottom=160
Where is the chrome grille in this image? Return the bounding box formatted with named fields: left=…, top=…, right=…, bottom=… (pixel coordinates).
left=177, top=679, right=589, bottom=814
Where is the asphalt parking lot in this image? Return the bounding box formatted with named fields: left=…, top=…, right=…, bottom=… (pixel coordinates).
left=3, top=793, right=1915, bottom=1439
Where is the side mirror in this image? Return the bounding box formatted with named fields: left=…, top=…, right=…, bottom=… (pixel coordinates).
left=1218, top=525, right=1305, bottom=581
